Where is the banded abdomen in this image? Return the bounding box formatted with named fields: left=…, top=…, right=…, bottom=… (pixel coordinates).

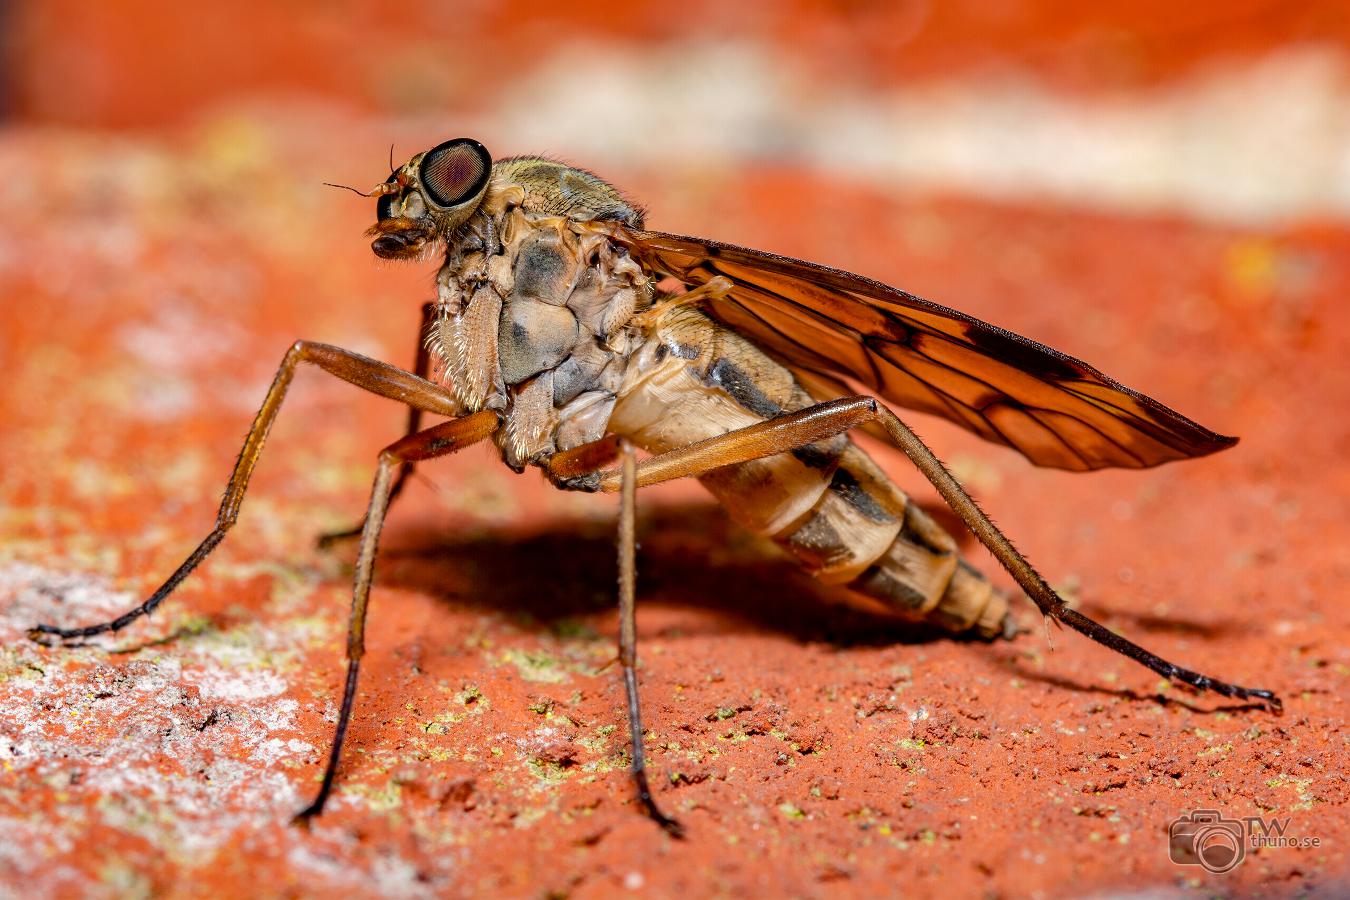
left=611, top=307, right=1014, bottom=639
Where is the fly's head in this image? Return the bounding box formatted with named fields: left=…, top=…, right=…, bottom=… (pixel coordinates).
left=362, top=138, right=493, bottom=261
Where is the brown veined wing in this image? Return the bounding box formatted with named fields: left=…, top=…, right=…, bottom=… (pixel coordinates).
left=604, top=226, right=1235, bottom=471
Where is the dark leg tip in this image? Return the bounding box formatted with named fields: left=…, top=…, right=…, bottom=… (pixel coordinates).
left=659, top=816, right=686, bottom=839
left=635, top=783, right=685, bottom=838
left=29, top=623, right=85, bottom=645
left=1195, top=675, right=1282, bottom=712
left=644, top=802, right=685, bottom=839
left=28, top=620, right=120, bottom=644
left=1248, top=688, right=1283, bottom=714
left=291, top=800, right=324, bottom=828
left=1177, top=677, right=1282, bottom=714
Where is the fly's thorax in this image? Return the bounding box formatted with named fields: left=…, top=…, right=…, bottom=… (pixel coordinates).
left=429, top=208, right=652, bottom=470
left=490, top=157, right=644, bottom=229
left=612, top=307, right=820, bottom=454
left=612, top=307, right=852, bottom=533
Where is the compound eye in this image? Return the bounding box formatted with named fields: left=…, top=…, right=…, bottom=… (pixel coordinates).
left=376, top=172, right=399, bottom=220
left=418, top=138, right=491, bottom=208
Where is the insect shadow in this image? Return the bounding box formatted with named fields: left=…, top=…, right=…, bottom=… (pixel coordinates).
left=372, top=499, right=1255, bottom=660
left=373, top=501, right=971, bottom=649
left=1002, top=668, right=1277, bottom=714
left=97, top=500, right=1258, bottom=689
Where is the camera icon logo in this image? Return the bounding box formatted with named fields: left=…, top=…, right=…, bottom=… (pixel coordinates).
left=1169, top=809, right=1247, bottom=874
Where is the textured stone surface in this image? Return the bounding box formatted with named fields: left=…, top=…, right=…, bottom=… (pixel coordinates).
left=1, top=4, right=1349, bottom=897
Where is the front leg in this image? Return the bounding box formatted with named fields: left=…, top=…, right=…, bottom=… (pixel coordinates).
left=318, top=302, right=439, bottom=547
left=31, top=341, right=462, bottom=641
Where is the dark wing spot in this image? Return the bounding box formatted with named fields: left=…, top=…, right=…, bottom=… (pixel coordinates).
left=962, top=324, right=1086, bottom=382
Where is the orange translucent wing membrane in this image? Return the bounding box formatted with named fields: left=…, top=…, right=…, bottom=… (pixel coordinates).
left=609, top=227, right=1236, bottom=471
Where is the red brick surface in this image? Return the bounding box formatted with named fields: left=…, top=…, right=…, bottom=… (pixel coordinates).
left=1, top=4, right=1347, bottom=897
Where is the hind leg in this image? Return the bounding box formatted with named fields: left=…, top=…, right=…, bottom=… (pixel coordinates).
left=551, top=397, right=1281, bottom=710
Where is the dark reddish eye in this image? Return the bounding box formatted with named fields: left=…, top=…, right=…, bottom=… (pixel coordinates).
left=418, top=138, right=491, bottom=207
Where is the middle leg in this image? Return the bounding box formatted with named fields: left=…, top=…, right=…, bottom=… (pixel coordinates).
left=615, top=440, right=684, bottom=836
left=295, top=409, right=500, bottom=822
left=547, top=436, right=685, bottom=834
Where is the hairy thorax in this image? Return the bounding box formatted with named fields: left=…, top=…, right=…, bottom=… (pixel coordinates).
left=429, top=198, right=652, bottom=470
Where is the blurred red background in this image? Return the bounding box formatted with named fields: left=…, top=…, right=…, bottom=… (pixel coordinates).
left=9, top=0, right=1350, bottom=128
left=1, top=3, right=1347, bottom=897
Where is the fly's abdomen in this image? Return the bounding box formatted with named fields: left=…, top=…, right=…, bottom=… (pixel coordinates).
left=610, top=308, right=1014, bottom=640
left=796, top=447, right=1013, bottom=639
left=719, top=436, right=1012, bottom=639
